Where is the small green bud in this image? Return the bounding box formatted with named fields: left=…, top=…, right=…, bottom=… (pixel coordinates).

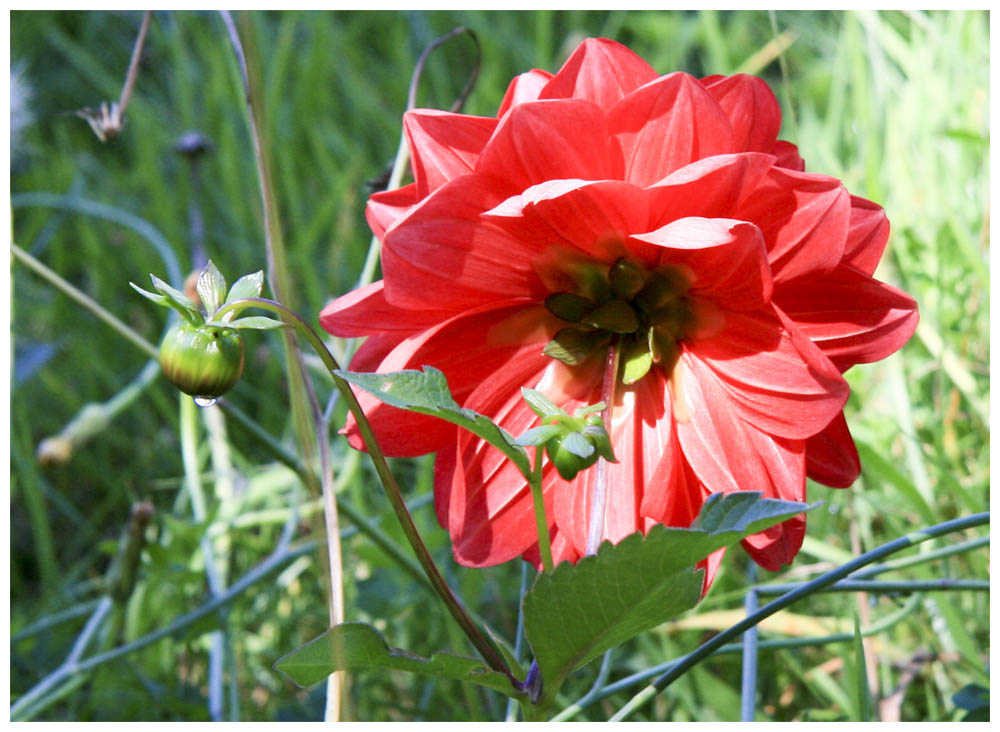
left=546, top=431, right=597, bottom=481
left=159, top=321, right=244, bottom=398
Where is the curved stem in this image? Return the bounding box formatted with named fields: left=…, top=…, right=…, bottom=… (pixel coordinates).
left=609, top=511, right=990, bottom=721
left=215, top=297, right=518, bottom=684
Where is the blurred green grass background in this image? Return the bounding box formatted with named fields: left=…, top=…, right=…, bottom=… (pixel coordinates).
left=10, top=10, right=989, bottom=722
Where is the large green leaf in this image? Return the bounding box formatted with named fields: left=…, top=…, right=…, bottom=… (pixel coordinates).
left=523, top=491, right=820, bottom=708
left=274, top=622, right=521, bottom=698
left=335, top=367, right=532, bottom=476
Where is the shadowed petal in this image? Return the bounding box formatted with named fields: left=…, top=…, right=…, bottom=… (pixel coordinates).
left=645, top=152, right=776, bottom=226
left=804, top=412, right=861, bottom=488
left=609, top=72, right=735, bottom=187
left=734, top=167, right=851, bottom=283
left=319, top=280, right=453, bottom=338
left=366, top=183, right=421, bottom=240
left=477, top=98, right=625, bottom=193
left=498, top=69, right=554, bottom=117
left=540, top=37, right=657, bottom=109
left=774, top=264, right=919, bottom=371
left=631, top=217, right=773, bottom=311
left=701, top=74, right=782, bottom=153
left=404, top=109, right=497, bottom=197
left=381, top=175, right=549, bottom=310
left=691, top=308, right=848, bottom=439
left=842, top=195, right=890, bottom=276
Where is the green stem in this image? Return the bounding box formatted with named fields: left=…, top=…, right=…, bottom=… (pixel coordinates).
left=529, top=448, right=554, bottom=573
left=11, top=243, right=159, bottom=360
left=755, top=578, right=989, bottom=595
left=215, top=297, right=518, bottom=684
left=551, top=593, right=923, bottom=721
left=609, top=511, right=990, bottom=721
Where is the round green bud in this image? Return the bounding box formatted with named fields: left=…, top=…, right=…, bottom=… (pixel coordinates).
left=546, top=433, right=598, bottom=482
left=159, top=321, right=244, bottom=398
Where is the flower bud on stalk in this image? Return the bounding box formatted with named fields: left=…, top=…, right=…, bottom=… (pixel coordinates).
left=516, top=389, right=617, bottom=481
left=131, top=261, right=285, bottom=400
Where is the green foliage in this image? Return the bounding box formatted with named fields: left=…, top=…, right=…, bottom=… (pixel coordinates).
left=275, top=622, right=517, bottom=696
left=336, top=367, right=532, bottom=476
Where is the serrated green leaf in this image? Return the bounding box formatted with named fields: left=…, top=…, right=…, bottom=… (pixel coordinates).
left=225, top=270, right=266, bottom=307
left=515, top=424, right=563, bottom=447
left=523, top=491, right=820, bottom=709
left=335, top=367, right=531, bottom=477
left=274, top=622, right=520, bottom=698
left=520, top=387, right=565, bottom=419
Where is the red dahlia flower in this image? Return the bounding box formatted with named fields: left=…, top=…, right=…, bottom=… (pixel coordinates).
left=321, top=38, right=918, bottom=584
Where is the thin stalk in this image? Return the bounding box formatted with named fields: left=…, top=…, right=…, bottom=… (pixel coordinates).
left=117, top=11, right=152, bottom=114
left=180, top=395, right=229, bottom=721
left=585, top=340, right=620, bottom=555
left=504, top=562, right=533, bottom=722
left=11, top=243, right=159, bottom=360
left=11, top=600, right=102, bottom=643
left=740, top=563, right=759, bottom=721
left=609, top=512, right=990, bottom=721
left=850, top=536, right=989, bottom=578
left=529, top=447, right=554, bottom=573
left=10, top=596, right=113, bottom=720
left=214, top=297, right=518, bottom=685
left=357, top=27, right=480, bottom=290
left=755, top=579, right=989, bottom=595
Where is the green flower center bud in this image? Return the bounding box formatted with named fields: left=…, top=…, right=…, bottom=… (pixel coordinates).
left=543, top=258, right=698, bottom=384
left=159, top=321, right=245, bottom=399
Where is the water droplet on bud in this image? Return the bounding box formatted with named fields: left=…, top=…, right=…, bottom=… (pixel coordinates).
left=193, top=396, right=217, bottom=407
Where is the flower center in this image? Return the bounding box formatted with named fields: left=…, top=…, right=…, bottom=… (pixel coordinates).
left=543, top=258, right=696, bottom=384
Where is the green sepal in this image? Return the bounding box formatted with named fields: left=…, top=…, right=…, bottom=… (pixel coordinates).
left=609, top=258, right=646, bottom=300
left=557, top=430, right=594, bottom=459
left=515, top=424, right=563, bottom=447
left=583, top=299, right=639, bottom=334
left=544, top=292, right=594, bottom=323
left=543, top=328, right=610, bottom=366
left=196, top=260, right=227, bottom=316
left=150, top=274, right=200, bottom=316
left=521, top=387, right=566, bottom=419
left=224, top=270, right=266, bottom=307
left=621, top=339, right=653, bottom=384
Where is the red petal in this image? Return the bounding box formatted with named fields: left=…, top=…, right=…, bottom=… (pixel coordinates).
left=734, top=167, right=851, bottom=283
left=341, top=333, right=458, bottom=458
left=476, top=99, right=624, bottom=193
left=441, top=349, right=556, bottom=567
left=365, top=183, right=421, bottom=240
left=675, top=350, right=807, bottom=497
left=484, top=178, right=652, bottom=268
left=742, top=514, right=806, bottom=572
left=630, top=217, right=773, bottom=311
left=404, top=109, right=497, bottom=197
left=540, top=37, right=657, bottom=109
left=804, top=411, right=861, bottom=488
left=646, top=152, right=776, bottom=225
left=553, top=369, right=674, bottom=556
left=842, top=195, right=890, bottom=276
left=319, top=280, right=452, bottom=338
left=498, top=69, right=554, bottom=117
left=691, top=308, right=848, bottom=439
left=774, top=264, right=919, bottom=371
left=773, top=141, right=806, bottom=171
left=608, top=72, right=735, bottom=187
left=381, top=175, right=549, bottom=310
left=343, top=303, right=551, bottom=459
left=701, top=74, right=782, bottom=153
